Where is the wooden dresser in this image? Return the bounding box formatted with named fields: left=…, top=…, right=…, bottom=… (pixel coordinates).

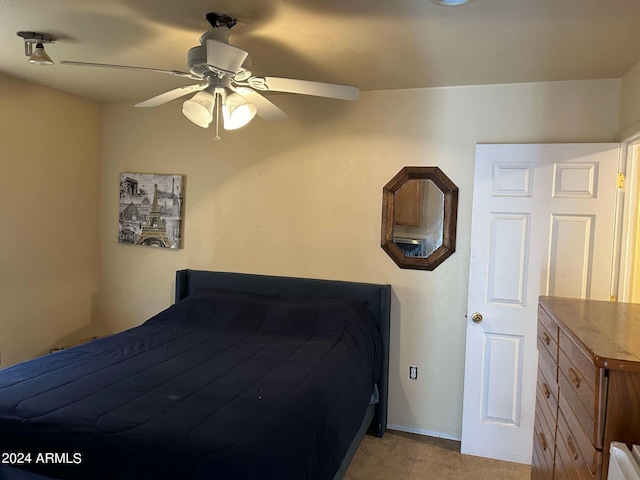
left=532, top=296, right=640, bottom=480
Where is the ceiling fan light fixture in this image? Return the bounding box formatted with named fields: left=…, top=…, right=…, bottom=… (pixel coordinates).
left=222, top=93, right=257, bottom=130
left=28, top=43, right=54, bottom=65
left=182, top=90, right=215, bottom=128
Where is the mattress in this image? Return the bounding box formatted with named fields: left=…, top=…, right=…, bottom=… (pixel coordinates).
left=0, top=289, right=382, bottom=480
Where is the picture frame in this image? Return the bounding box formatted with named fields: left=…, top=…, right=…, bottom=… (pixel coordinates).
left=118, top=172, right=184, bottom=249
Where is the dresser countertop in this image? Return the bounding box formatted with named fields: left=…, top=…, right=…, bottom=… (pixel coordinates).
left=539, top=296, right=640, bottom=372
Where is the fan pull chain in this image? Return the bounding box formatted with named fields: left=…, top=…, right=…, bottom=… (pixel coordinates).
left=213, top=92, right=221, bottom=141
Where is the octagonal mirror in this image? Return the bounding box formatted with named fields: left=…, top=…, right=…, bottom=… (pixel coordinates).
left=381, top=166, right=458, bottom=270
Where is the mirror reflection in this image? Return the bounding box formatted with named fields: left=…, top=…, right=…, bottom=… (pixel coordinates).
left=393, top=180, right=444, bottom=258
left=381, top=166, right=458, bottom=271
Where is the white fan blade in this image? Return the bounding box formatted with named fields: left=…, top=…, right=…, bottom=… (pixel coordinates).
left=60, top=61, right=202, bottom=80
left=205, top=39, right=248, bottom=75
left=135, top=83, right=208, bottom=108
left=234, top=87, right=288, bottom=121
left=248, top=77, right=360, bottom=101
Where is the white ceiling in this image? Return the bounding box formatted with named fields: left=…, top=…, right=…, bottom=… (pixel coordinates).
left=2, top=0, right=640, bottom=104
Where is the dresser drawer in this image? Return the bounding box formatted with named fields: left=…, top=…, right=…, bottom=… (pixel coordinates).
left=539, top=338, right=559, bottom=400
left=539, top=305, right=559, bottom=341
left=535, top=408, right=556, bottom=474
left=533, top=423, right=554, bottom=480
left=559, top=394, right=601, bottom=478
left=556, top=411, right=597, bottom=480
left=538, top=319, right=558, bottom=363
left=535, top=366, right=557, bottom=480
left=558, top=352, right=604, bottom=449
left=554, top=441, right=578, bottom=480
left=558, top=334, right=605, bottom=449
left=537, top=367, right=558, bottom=422
left=559, top=331, right=603, bottom=393
left=531, top=445, right=544, bottom=480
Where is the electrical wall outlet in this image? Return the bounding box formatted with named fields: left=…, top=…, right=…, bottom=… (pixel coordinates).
left=409, top=365, right=418, bottom=380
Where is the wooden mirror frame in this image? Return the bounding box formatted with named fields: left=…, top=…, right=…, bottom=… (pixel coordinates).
left=381, top=166, right=459, bottom=270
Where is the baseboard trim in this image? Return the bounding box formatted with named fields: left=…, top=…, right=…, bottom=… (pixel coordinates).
left=386, top=424, right=461, bottom=442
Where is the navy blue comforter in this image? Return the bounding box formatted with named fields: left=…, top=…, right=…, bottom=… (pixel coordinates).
left=0, top=290, right=381, bottom=480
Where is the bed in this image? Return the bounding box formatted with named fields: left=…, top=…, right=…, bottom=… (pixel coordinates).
left=0, top=269, right=391, bottom=480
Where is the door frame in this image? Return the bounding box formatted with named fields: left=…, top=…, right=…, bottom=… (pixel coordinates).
left=617, top=132, right=640, bottom=302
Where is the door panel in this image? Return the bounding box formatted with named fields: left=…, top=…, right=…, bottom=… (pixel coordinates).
left=481, top=333, right=524, bottom=426
left=547, top=214, right=594, bottom=298
left=553, top=162, right=598, bottom=198
left=487, top=213, right=530, bottom=305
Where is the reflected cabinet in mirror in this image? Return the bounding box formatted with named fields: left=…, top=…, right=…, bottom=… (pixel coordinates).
left=381, top=167, right=458, bottom=270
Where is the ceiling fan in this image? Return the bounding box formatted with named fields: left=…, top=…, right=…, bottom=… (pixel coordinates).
left=61, top=13, right=360, bottom=136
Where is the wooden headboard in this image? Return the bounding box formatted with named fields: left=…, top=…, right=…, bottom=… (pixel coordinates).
left=175, top=269, right=391, bottom=437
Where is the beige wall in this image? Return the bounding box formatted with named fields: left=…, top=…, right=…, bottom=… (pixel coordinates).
left=98, top=79, right=619, bottom=439
left=0, top=74, right=100, bottom=367
left=619, top=58, right=640, bottom=138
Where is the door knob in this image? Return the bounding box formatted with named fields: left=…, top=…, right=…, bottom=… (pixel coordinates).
left=471, top=312, right=483, bottom=323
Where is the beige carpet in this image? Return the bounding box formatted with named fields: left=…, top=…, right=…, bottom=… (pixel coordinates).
left=344, top=430, right=532, bottom=480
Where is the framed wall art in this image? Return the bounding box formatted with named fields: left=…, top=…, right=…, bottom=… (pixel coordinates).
left=118, top=172, right=184, bottom=249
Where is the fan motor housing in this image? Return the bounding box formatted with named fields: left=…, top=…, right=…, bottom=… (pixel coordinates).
left=187, top=39, right=251, bottom=79
left=187, top=45, right=210, bottom=76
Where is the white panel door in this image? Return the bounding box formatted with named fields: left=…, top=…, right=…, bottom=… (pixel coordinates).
left=461, top=143, right=620, bottom=463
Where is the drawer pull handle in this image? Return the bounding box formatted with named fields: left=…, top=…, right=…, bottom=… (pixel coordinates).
left=538, top=432, right=548, bottom=451
left=567, top=435, right=579, bottom=460
left=542, top=331, right=551, bottom=346
left=567, top=368, right=581, bottom=388
left=542, top=383, right=551, bottom=399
